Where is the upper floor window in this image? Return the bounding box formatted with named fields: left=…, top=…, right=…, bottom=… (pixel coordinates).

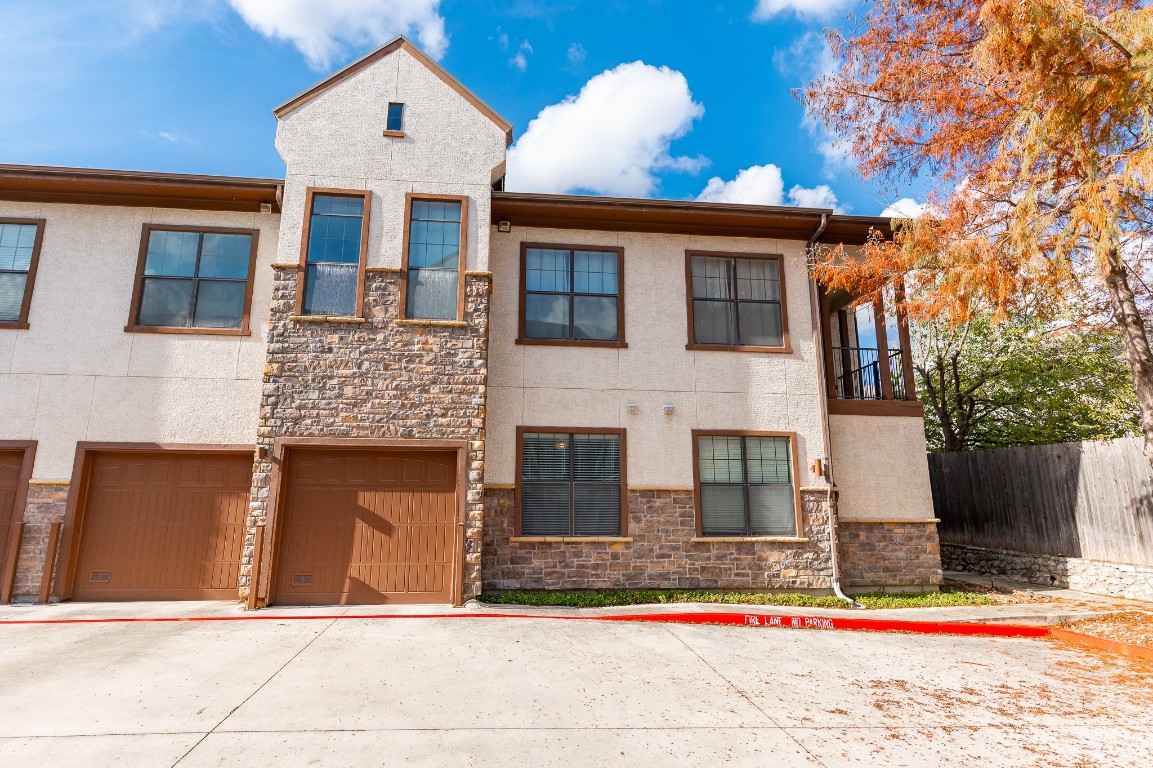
left=686, top=252, right=789, bottom=352
left=402, top=195, right=466, bottom=321
left=0, top=218, right=45, bottom=329
left=694, top=432, right=799, bottom=538
left=386, top=102, right=405, bottom=132
left=519, top=244, right=625, bottom=347
left=128, top=225, right=257, bottom=334
left=518, top=429, right=625, bottom=537
left=299, top=190, right=370, bottom=317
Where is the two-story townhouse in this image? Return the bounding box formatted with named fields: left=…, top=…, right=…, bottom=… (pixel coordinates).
left=0, top=37, right=940, bottom=607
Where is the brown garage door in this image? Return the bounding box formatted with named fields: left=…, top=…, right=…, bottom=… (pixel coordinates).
left=274, top=449, right=457, bottom=606
left=0, top=451, right=24, bottom=579
left=72, top=452, right=251, bottom=601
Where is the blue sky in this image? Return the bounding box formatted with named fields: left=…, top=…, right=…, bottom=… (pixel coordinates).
left=0, top=0, right=925, bottom=216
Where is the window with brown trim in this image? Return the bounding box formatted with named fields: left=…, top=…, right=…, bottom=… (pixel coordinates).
left=126, top=225, right=258, bottom=335
left=0, top=217, right=45, bottom=330
left=692, top=430, right=801, bottom=537
left=401, top=193, right=467, bottom=321
left=516, top=427, right=627, bottom=537
left=685, top=251, right=790, bottom=352
left=297, top=189, right=371, bottom=318
left=517, top=243, right=626, bottom=347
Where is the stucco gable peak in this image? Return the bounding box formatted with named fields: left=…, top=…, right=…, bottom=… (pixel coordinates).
left=272, top=35, right=514, bottom=146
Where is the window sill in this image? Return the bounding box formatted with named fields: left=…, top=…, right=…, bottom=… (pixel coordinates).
left=288, top=315, right=366, bottom=324
left=686, top=343, right=792, bottom=354
left=395, top=318, right=468, bottom=327
left=124, top=325, right=250, bottom=336
left=0, top=321, right=30, bottom=330
left=516, top=338, right=627, bottom=349
left=510, top=536, right=633, bottom=544
left=382, top=129, right=406, bottom=138
left=691, top=536, right=808, bottom=544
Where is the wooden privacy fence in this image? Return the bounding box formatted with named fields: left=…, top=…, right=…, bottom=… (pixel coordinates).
left=929, top=437, right=1153, bottom=567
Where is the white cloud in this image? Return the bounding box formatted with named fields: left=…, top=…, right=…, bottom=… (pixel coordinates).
left=567, top=42, right=587, bottom=67
left=696, top=164, right=844, bottom=211
left=880, top=198, right=930, bottom=218
left=751, top=0, right=855, bottom=20
left=697, top=165, right=785, bottom=206
left=510, top=40, right=533, bottom=71
left=773, top=31, right=837, bottom=81
left=506, top=61, right=706, bottom=197
left=227, top=0, right=448, bottom=70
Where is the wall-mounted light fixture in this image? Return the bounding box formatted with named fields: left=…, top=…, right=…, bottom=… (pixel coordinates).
left=625, top=401, right=638, bottom=414
left=662, top=403, right=675, bottom=416
left=497, top=220, right=512, bottom=232
left=259, top=203, right=272, bottom=214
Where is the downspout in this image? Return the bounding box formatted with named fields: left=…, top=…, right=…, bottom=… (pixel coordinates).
left=806, top=213, right=864, bottom=609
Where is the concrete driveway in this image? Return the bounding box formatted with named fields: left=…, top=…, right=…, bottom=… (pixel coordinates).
left=1, top=603, right=1151, bottom=767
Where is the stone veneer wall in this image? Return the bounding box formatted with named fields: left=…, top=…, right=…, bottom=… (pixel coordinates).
left=12, top=482, right=69, bottom=601
left=837, top=521, right=942, bottom=592
left=943, top=543, right=1153, bottom=602
left=482, top=488, right=833, bottom=591
left=244, top=268, right=490, bottom=603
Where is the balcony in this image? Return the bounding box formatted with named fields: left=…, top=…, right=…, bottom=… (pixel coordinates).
left=821, top=286, right=923, bottom=417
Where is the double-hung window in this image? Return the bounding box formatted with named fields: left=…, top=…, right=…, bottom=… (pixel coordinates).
left=129, top=226, right=257, bottom=332
left=300, top=190, right=369, bottom=317
left=521, top=245, right=624, bottom=345
left=0, top=218, right=44, bottom=328
left=403, top=196, right=466, bottom=320
left=518, top=429, right=625, bottom=537
left=687, top=252, right=788, bottom=351
left=694, top=432, right=799, bottom=537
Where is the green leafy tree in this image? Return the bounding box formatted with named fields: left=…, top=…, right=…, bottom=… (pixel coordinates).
left=915, top=317, right=1139, bottom=451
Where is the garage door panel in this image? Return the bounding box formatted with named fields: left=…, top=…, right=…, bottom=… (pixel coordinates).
left=275, top=449, right=457, bottom=606
left=72, top=452, right=251, bottom=602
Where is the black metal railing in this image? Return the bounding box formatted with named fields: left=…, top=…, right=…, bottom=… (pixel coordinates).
left=832, top=346, right=882, bottom=400
left=832, top=346, right=909, bottom=400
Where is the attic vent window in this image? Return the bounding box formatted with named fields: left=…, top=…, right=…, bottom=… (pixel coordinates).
left=385, top=102, right=405, bottom=134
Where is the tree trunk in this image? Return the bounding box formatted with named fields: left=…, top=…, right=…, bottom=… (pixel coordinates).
left=1101, top=251, right=1153, bottom=464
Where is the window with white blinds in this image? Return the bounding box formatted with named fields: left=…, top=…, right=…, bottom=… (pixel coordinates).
left=519, top=431, right=623, bottom=536
left=696, top=434, right=797, bottom=537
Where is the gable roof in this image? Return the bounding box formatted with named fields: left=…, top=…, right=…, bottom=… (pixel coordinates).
left=272, top=36, right=514, bottom=147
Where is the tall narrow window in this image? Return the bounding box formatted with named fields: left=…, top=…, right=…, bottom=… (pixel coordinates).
left=518, top=430, right=625, bottom=537
left=130, top=227, right=257, bottom=332
left=695, top=433, right=797, bottom=537
left=0, top=218, right=44, bottom=328
left=386, top=102, right=405, bottom=132
left=403, top=196, right=465, bottom=320
left=300, top=191, right=369, bottom=317
left=687, top=252, right=788, bottom=351
left=521, top=245, right=624, bottom=344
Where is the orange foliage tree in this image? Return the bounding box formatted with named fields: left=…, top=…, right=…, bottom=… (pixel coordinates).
left=803, top=0, right=1153, bottom=458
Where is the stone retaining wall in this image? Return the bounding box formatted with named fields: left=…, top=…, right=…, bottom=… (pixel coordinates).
left=942, top=543, right=1153, bottom=601
left=12, top=482, right=69, bottom=601
left=245, top=268, right=490, bottom=602
left=482, top=488, right=834, bottom=592
left=838, top=521, right=943, bottom=592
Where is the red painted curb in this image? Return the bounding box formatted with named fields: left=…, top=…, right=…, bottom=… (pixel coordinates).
left=1050, top=627, right=1153, bottom=661
left=0, top=610, right=1050, bottom=637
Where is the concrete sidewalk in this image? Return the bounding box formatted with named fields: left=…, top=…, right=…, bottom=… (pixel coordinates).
left=3, top=570, right=1145, bottom=627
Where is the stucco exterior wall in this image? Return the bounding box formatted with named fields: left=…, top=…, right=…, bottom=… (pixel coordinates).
left=829, top=414, right=936, bottom=520
left=273, top=46, right=506, bottom=272
left=485, top=227, right=826, bottom=489
left=0, top=200, right=279, bottom=478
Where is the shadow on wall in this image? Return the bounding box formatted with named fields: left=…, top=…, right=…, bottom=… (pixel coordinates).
left=930, top=437, right=1153, bottom=569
